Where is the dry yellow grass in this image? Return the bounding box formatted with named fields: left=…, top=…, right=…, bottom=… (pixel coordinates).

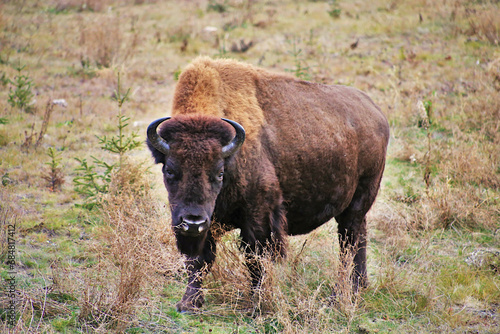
left=76, top=162, right=184, bottom=331
left=0, top=0, right=499, bottom=332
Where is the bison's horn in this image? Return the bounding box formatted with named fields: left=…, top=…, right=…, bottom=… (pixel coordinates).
left=147, top=117, right=171, bottom=155
left=221, top=118, right=246, bottom=158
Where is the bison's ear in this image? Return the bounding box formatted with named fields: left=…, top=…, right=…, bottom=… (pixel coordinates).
left=147, top=139, right=165, bottom=164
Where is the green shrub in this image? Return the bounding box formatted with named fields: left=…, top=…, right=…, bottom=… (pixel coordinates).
left=328, top=0, right=341, bottom=19
left=73, top=73, right=140, bottom=209
left=42, top=147, right=65, bottom=192
left=7, top=63, right=34, bottom=113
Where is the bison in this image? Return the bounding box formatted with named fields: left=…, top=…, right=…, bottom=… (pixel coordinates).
left=147, top=57, right=389, bottom=312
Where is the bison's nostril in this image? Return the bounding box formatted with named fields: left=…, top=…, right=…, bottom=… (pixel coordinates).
left=177, top=215, right=209, bottom=235
left=182, top=216, right=207, bottom=226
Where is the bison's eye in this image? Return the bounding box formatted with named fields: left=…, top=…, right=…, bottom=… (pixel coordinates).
left=217, top=170, right=224, bottom=182
left=163, top=166, right=176, bottom=179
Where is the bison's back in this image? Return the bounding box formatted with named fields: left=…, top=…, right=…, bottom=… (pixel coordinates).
left=255, top=78, right=389, bottom=234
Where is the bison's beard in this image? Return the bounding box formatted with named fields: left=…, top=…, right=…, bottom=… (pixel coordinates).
left=175, top=232, right=209, bottom=257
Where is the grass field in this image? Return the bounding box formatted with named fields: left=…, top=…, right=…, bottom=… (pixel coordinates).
left=0, top=0, right=499, bottom=332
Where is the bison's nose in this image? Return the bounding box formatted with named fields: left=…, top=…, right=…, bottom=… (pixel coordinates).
left=177, top=215, right=209, bottom=235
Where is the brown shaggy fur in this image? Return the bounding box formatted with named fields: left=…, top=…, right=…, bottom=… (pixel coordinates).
left=172, top=56, right=274, bottom=142
left=148, top=56, right=389, bottom=312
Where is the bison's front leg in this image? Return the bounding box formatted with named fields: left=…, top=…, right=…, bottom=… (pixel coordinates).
left=241, top=204, right=287, bottom=291
left=176, top=235, right=217, bottom=312
left=176, top=257, right=207, bottom=312
left=244, top=249, right=265, bottom=290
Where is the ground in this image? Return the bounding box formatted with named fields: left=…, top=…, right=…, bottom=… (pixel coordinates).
left=0, top=0, right=499, bottom=333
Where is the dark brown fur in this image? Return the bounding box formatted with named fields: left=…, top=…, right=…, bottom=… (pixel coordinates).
left=147, top=57, right=389, bottom=312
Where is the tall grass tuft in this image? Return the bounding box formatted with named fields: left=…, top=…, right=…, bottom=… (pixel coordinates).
left=417, top=99, right=432, bottom=194
left=202, top=230, right=363, bottom=333
left=78, top=162, right=183, bottom=331
left=79, top=13, right=140, bottom=68
left=465, top=4, right=500, bottom=46
left=21, top=99, right=54, bottom=151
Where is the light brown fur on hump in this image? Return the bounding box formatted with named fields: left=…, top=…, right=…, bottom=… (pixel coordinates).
left=172, top=56, right=269, bottom=141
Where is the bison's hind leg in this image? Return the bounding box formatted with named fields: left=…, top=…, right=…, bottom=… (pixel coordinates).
left=334, top=174, right=382, bottom=292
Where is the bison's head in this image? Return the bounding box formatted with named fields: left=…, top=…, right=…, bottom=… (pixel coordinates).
left=147, top=115, right=245, bottom=254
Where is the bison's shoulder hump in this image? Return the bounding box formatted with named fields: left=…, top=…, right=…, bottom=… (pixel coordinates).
left=172, top=57, right=279, bottom=141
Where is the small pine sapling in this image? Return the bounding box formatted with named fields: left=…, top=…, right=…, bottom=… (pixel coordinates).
left=42, top=147, right=65, bottom=192
left=8, top=63, right=35, bottom=113
left=73, top=73, right=141, bottom=209
left=97, top=73, right=141, bottom=167
left=328, top=0, right=342, bottom=19
left=73, top=157, right=113, bottom=209
left=285, top=37, right=311, bottom=80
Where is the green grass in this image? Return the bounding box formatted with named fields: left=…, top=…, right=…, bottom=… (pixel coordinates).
left=0, top=0, right=499, bottom=332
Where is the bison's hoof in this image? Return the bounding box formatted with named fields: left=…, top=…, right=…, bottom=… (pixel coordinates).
left=176, top=301, right=197, bottom=313
left=176, top=294, right=204, bottom=313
